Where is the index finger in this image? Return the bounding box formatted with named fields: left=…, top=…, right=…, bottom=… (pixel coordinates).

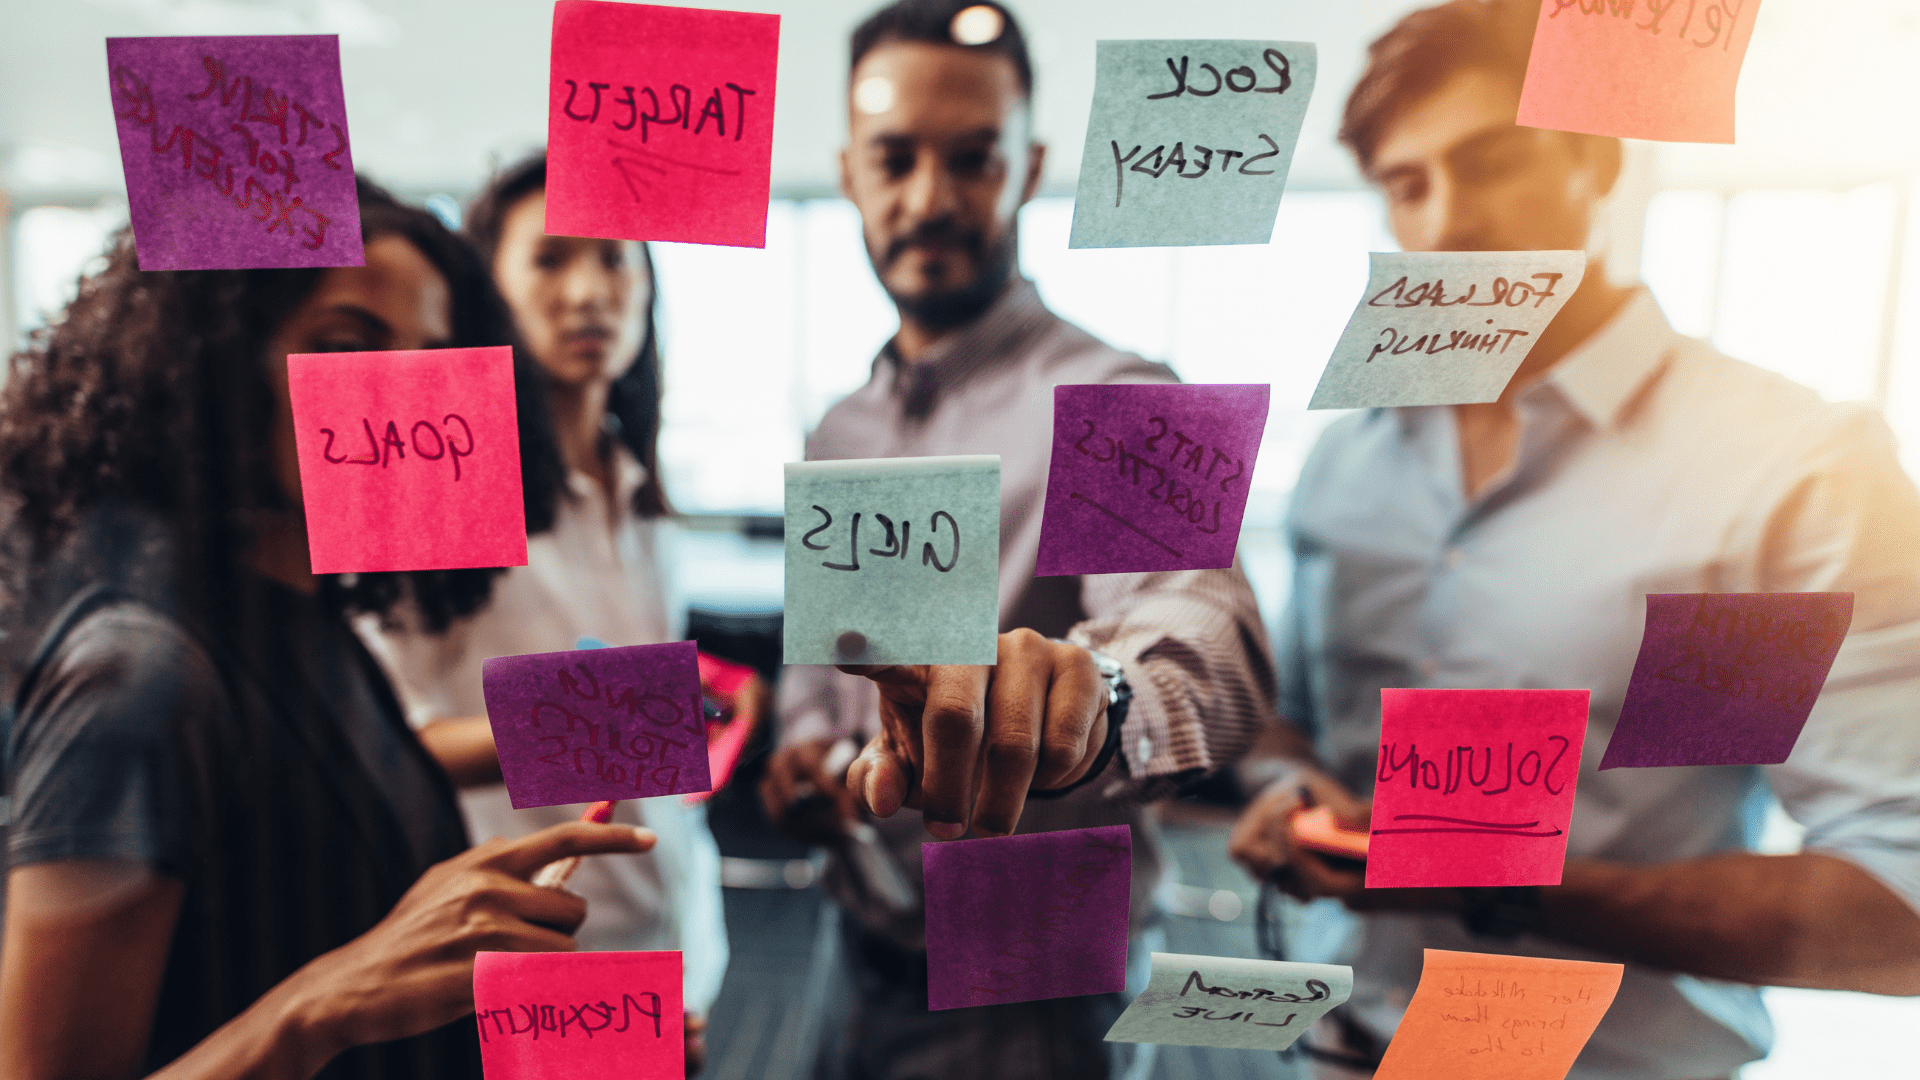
left=916, top=665, right=990, bottom=840
left=479, top=821, right=656, bottom=879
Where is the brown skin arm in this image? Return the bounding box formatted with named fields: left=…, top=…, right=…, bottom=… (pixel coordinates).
left=416, top=716, right=503, bottom=789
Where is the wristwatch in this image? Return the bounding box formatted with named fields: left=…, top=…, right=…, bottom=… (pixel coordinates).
left=1028, top=645, right=1131, bottom=799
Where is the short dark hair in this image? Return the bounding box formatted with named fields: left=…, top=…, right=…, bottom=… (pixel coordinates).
left=1340, top=0, right=1543, bottom=170
left=849, top=0, right=1033, bottom=100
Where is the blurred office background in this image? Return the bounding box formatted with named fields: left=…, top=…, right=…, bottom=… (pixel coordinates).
left=4, top=1, right=1919, bottom=1076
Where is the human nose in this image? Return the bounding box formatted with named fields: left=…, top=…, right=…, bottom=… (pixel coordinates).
left=900, top=152, right=958, bottom=226
left=1427, top=170, right=1493, bottom=252
left=558, top=257, right=612, bottom=315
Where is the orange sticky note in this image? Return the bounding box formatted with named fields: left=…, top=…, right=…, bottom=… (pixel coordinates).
left=1376, top=949, right=1622, bottom=1080
left=1516, top=0, right=1761, bottom=144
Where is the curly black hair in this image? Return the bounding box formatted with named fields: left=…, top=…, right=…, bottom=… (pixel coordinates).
left=0, top=177, right=568, bottom=674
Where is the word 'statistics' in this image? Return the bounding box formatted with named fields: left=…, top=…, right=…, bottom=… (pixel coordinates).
left=1036, top=383, right=1269, bottom=576
left=923, top=826, right=1132, bottom=1012
left=1105, top=953, right=1352, bottom=1051
left=783, top=456, right=1000, bottom=666
left=106, top=35, right=362, bottom=270
left=1518, top=0, right=1762, bottom=144
left=547, top=1, right=780, bottom=247
left=286, top=346, right=526, bottom=574
left=473, top=951, right=683, bottom=1080
left=1368, top=689, right=1589, bottom=889
left=1070, top=40, right=1315, bottom=248
left=1602, top=592, right=1853, bottom=769
left=482, top=641, right=712, bottom=809
left=1310, top=250, right=1586, bottom=409
left=1374, top=949, right=1623, bottom=1080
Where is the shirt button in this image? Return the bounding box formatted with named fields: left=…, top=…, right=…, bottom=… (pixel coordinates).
left=1443, top=547, right=1464, bottom=568
left=1136, top=737, right=1153, bottom=763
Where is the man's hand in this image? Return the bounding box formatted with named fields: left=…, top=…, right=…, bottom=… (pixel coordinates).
left=760, top=737, right=859, bottom=845
left=841, top=629, right=1110, bottom=839
left=1228, top=771, right=1373, bottom=902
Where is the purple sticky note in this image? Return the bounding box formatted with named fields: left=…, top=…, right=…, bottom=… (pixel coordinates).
left=481, top=641, right=713, bottom=808
left=1601, top=592, right=1854, bottom=770
left=922, top=825, right=1131, bottom=1011
left=1035, top=384, right=1269, bottom=576
left=105, top=35, right=363, bottom=270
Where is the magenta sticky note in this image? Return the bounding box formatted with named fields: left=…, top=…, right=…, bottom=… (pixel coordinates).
left=922, top=825, right=1132, bottom=1011
left=482, top=641, right=712, bottom=809
left=474, top=951, right=683, bottom=1080
left=1368, top=689, right=1589, bottom=889
left=286, top=347, right=527, bottom=574
left=1036, top=384, right=1270, bottom=576
left=547, top=1, right=780, bottom=247
left=105, top=35, right=363, bottom=270
left=1600, top=593, right=1853, bottom=770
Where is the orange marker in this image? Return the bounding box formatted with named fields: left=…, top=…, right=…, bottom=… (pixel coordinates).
left=531, top=800, right=619, bottom=889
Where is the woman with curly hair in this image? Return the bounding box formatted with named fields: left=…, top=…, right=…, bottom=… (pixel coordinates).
left=0, top=178, right=654, bottom=1080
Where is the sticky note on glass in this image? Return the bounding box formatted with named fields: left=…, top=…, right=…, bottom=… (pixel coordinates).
left=1369, top=689, right=1589, bottom=889
left=286, top=346, right=526, bottom=574
left=105, top=35, right=362, bottom=271
left=782, top=456, right=999, bottom=666
left=1600, top=592, right=1852, bottom=770
left=1375, top=949, right=1622, bottom=1080
left=923, top=825, right=1131, bottom=1011
left=547, top=1, right=779, bottom=247
left=1517, top=0, right=1761, bottom=144
left=481, top=640, right=711, bottom=809
left=1309, top=251, right=1586, bottom=410
left=474, top=951, right=682, bottom=1079
left=1070, top=40, right=1315, bottom=248
left=1036, top=384, right=1268, bottom=576
left=1105, top=953, right=1350, bottom=1051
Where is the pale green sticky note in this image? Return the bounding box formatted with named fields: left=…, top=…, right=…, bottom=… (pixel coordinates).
left=783, top=456, right=1000, bottom=666
left=1069, top=40, right=1316, bottom=249
left=1307, top=250, right=1589, bottom=409
left=1104, top=952, right=1352, bottom=1051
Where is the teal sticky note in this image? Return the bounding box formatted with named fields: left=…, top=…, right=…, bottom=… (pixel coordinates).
left=783, top=456, right=1000, bottom=666
left=1069, top=40, right=1316, bottom=249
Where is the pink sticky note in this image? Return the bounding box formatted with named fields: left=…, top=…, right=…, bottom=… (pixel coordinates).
left=474, top=951, right=683, bottom=1080
left=1368, top=689, right=1589, bottom=889
left=286, top=347, right=527, bottom=574
left=1601, top=592, right=1852, bottom=770
left=105, top=35, right=363, bottom=270
left=1036, top=384, right=1270, bottom=576
left=482, top=641, right=712, bottom=809
left=922, top=825, right=1132, bottom=1011
left=1516, top=0, right=1762, bottom=144
left=547, top=1, right=780, bottom=247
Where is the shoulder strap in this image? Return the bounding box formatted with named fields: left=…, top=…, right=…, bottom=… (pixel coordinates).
left=4, top=584, right=137, bottom=794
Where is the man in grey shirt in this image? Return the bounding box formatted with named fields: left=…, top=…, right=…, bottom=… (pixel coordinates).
left=1228, top=3, right=1920, bottom=1078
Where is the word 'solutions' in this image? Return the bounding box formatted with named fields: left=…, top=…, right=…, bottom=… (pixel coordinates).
left=1070, top=40, right=1316, bottom=248
left=1106, top=953, right=1352, bottom=1051
left=105, top=35, right=362, bottom=270
left=783, top=456, right=999, bottom=666
left=1309, top=250, right=1586, bottom=409
left=482, top=640, right=712, bottom=809
left=1036, top=383, right=1269, bottom=575
left=547, top=1, right=779, bottom=247
left=923, top=825, right=1132, bottom=1011
left=1374, top=950, right=1623, bottom=1080
left=1602, top=592, right=1853, bottom=769
left=1517, top=0, right=1761, bottom=143
left=1368, top=689, right=1589, bottom=889
left=474, top=951, right=683, bottom=1080
left=286, top=346, right=526, bottom=574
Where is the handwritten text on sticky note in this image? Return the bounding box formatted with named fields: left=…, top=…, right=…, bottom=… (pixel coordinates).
left=1309, top=251, right=1586, bottom=409
left=1069, top=40, right=1315, bottom=248
left=106, top=35, right=362, bottom=270
left=482, top=641, right=711, bottom=809
left=1036, top=383, right=1268, bottom=576
left=782, top=456, right=999, bottom=666
left=1368, top=689, right=1589, bottom=889
left=1601, top=592, right=1852, bottom=770
left=923, top=825, right=1131, bottom=1011
left=286, top=347, right=526, bottom=574
left=546, top=1, right=779, bottom=247
left=1517, top=0, right=1761, bottom=144
left=1105, top=953, right=1351, bottom=1051
left=1374, top=949, right=1622, bottom=1080
left=474, top=951, right=682, bottom=1080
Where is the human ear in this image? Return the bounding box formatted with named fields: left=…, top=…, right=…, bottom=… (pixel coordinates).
left=1020, top=141, right=1047, bottom=206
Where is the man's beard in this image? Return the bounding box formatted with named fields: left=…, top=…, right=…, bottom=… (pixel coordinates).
left=873, top=220, right=1019, bottom=333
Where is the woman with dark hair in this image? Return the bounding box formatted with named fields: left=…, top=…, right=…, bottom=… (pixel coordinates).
left=0, top=178, right=653, bottom=1080
left=354, top=153, right=740, bottom=1075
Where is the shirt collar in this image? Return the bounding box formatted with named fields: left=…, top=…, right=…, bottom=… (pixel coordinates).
left=879, top=278, right=1057, bottom=419
left=1538, top=289, right=1677, bottom=430
left=564, top=439, right=646, bottom=506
